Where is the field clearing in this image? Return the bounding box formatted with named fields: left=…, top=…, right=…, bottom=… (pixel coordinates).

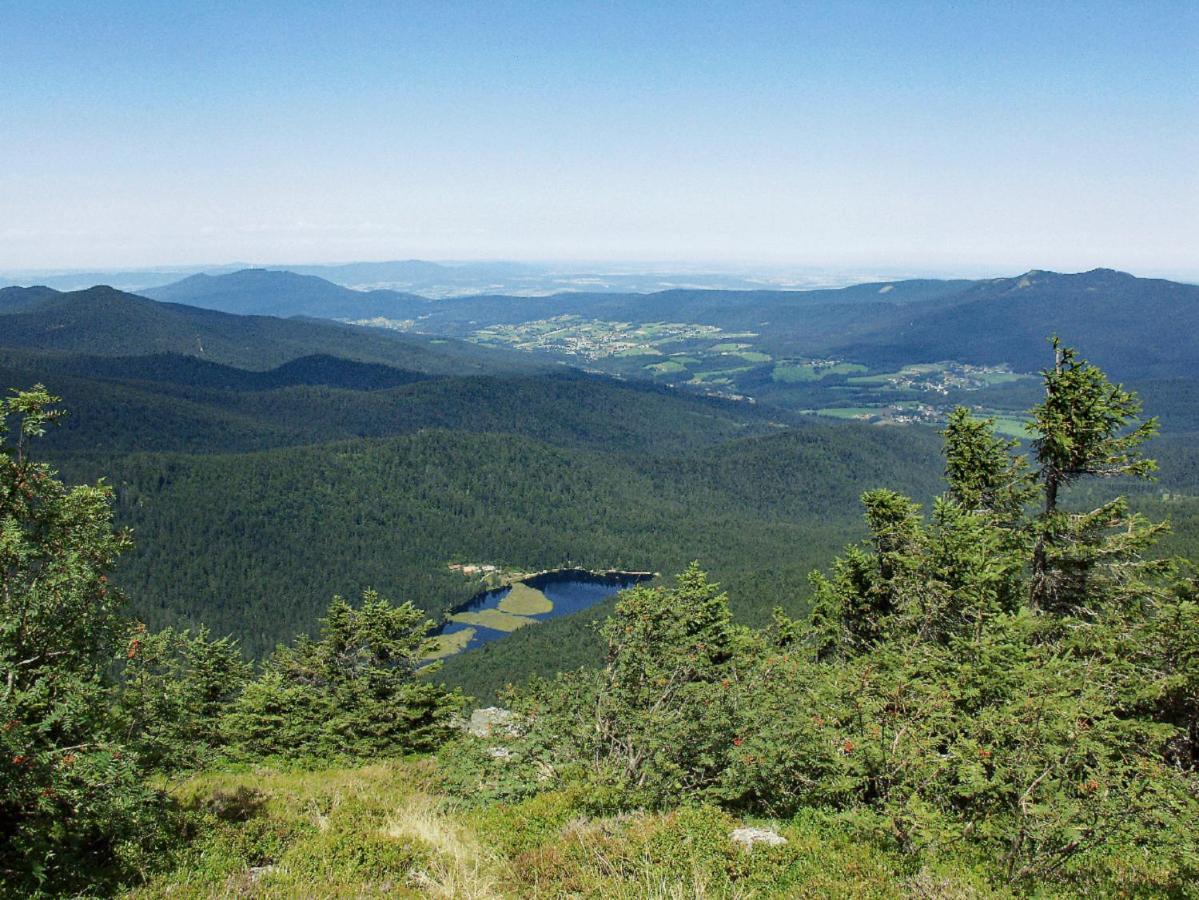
left=773, top=362, right=867, bottom=383
left=988, top=415, right=1033, bottom=438
left=424, top=627, right=477, bottom=660
left=646, top=360, right=687, bottom=374
left=497, top=582, right=553, bottom=615
left=805, top=406, right=879, bottom=419
left=447, top=609, right=537, bottom=632
left=847, top=373, right=896, bottom=385
left=977, top=372, right=1028, bottom=385
left=689, top=366, right=754, bottom=384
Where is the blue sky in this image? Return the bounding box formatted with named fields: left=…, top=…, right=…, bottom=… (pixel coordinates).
left=1, top=1, right=1195, bottom=276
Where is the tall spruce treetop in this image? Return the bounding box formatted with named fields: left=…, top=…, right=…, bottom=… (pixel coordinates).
left=1029, top=338, right=1160, bottom=613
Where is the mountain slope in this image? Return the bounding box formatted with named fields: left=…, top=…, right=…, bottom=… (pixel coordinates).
left=70, top=422, right=944, bottom=657
left=141, top=268, right=427, bottom=319
left=0, top=285, right=536, bottom=373
left=835, top=269, right=1199, bottom=377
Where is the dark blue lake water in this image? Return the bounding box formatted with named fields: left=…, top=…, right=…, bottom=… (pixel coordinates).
left=437, top=569, right=651, bottom=653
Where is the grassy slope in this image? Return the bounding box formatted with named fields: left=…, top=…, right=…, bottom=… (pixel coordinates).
left=129, top=759, right=1015, bottom=899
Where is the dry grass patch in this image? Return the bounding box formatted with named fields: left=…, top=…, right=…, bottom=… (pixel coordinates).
left=449, top=608, right=538, bottom=632
left=387, top=794, right=508, bottom=899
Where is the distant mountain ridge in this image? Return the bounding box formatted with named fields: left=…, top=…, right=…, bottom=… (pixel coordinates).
left=2, top=259, right=868, bottom=296
left=832, top=268, right=1199, bottom=377
left=140, top=268, right=426, bottom=319
left=133, top=266, right=1199, bottom=381
left=0, top=284, right=539, bottom=374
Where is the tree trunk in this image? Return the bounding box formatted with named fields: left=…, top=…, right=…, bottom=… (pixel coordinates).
left=1030, top=344, right=1065, bottom=612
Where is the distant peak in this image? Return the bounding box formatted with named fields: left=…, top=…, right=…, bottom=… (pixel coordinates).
left=1011, top=267, right=1134, bottom=287
left=229, top=267, right=323, bottom=281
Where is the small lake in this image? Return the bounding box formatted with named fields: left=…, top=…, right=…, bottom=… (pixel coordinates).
left=433, top=569, right=652, bottom=656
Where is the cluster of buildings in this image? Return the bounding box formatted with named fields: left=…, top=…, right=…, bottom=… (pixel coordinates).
left=473, top=316, right=725, bottom=361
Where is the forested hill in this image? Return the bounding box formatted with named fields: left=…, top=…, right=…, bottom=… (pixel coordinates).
left=2, top=363, right=786, bottom=458
left=0, top=350, right=431, bottom=393
left=140, top=268, right=427, bottom=319
left=833, top=268, right=1199, bottom=377
left=0, top=284, right=538, bottom=373
left=82, top=423, right=944, bottom=659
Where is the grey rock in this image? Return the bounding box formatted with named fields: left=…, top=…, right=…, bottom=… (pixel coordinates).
left=730, top=826, right=788, bottom=849
left=465, top=706, right=523, bottom=738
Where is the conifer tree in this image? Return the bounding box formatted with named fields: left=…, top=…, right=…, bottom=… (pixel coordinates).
left=942, top=406, right=1033, bottom=525
left=1029, top=338, right=1161, bottom=614
left=0, top=387, right=169, bottom=893
left=225, top=590, right=463, bottom=758
left=577, top=564, right=742, bottom=800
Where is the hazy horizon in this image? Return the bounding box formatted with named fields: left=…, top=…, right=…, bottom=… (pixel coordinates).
left=3, top=258, right=1197, bottom=289
left=3, top=2, right=1195, bottom=275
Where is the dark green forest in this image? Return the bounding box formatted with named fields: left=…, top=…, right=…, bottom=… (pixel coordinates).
left=64, top=410, right=943, bottom=658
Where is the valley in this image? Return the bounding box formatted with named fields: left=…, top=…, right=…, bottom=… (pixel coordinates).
left=4, top=269, right=1199, bottom=693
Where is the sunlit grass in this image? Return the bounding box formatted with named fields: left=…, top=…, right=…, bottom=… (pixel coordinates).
left=448, top=609, right=538, bottom=632
left=424, top=626, right=478, bottom=659
left=497, top=582, right=553, bottom=616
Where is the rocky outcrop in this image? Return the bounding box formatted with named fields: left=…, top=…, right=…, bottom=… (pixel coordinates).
left=464, top=706, right=523, bottom=738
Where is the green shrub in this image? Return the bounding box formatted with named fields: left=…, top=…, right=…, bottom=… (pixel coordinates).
left=223, top=591, right=465, bottom=760
left=0, top=388, right=174, bottom=895
left=119, top=626, right=251, bottom=772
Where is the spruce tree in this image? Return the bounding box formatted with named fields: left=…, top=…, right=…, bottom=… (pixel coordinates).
left=1029, top=338, right=1161, bottom=614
